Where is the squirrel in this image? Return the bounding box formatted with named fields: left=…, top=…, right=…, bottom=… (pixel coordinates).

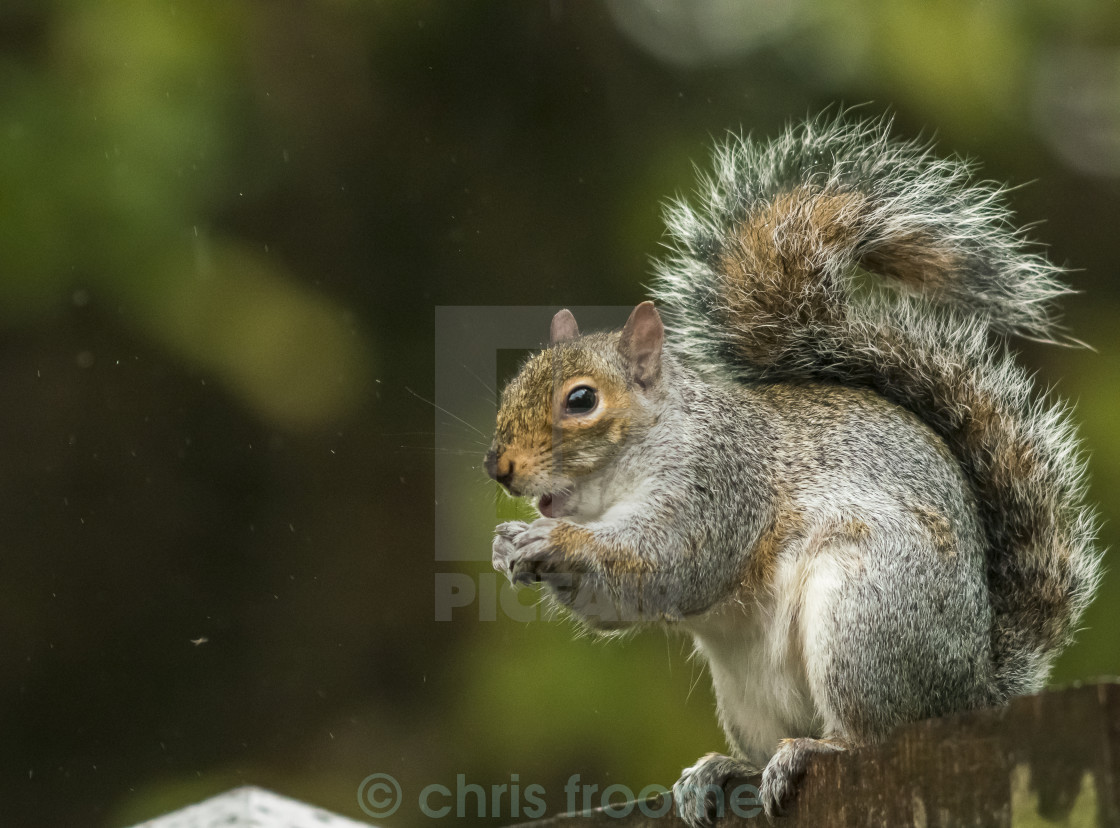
left=484, top=114, right=1102, bottom=824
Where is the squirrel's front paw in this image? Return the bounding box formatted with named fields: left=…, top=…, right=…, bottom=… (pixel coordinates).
left=491, top=521, right=530, bottom=575
left=493, top=518, right=582, bottom=601
left=509, top=517, right=564, bottom=586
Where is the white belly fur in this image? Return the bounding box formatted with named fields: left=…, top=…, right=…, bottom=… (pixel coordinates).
left=683, top=547, right=850, bottom=766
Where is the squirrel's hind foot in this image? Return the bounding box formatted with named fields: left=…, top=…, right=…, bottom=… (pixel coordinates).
left=759, top=737, right=847, bottom=817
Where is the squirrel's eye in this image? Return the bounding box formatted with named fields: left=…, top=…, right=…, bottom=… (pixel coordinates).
left=564, top=386, right=597, bottom=415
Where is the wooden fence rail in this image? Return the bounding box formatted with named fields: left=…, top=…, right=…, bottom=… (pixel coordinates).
left=517, top=679, right=1120, bottom=827
left=131, top=680, right=1120, bottom=828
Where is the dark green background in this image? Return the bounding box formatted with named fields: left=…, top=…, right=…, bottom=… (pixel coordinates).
left=2, top=2, right=1118, bottom=825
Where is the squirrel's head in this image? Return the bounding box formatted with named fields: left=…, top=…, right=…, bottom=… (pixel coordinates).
left=485, top=302, right=664, bottom=517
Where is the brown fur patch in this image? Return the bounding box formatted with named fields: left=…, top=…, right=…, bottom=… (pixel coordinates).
left=803, top=515, right=873, bottom=577
left=717, top=187, right=865, bottom=362
left=860, top=229, right=960, bottom=290
left=837, top=516, right=871, bottom=543
left=909, top=505, right=957, bottom=559
left=717, top=187, right=961, bottom=366
left=720, top=188, right=865, bottom=287
left=740, top=503, right=805, bottom=595
left=550, top=523, right=652, bottom=575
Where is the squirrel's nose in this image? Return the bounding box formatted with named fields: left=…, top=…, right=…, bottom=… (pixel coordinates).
left=484, top=450, right=515, bottom=490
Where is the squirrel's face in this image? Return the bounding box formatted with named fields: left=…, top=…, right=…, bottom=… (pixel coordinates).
left=485, top=303, right=664, bottom=518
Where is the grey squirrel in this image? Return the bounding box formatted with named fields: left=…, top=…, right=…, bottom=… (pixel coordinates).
left=484, top=114, right=1103, bottom=823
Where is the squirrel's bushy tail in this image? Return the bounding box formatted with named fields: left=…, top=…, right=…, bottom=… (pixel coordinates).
left=654, top=113, right=1102, bottom=697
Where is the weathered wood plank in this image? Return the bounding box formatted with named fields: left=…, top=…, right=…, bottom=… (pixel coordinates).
left=513, top=680, right=1120, bottom=827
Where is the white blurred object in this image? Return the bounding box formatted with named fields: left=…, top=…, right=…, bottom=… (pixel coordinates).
left=1033, top=45, right=1120, bottom=178
left=606, top=0, right=799, bottom=66
left=126, top=787, right=377, bottom=828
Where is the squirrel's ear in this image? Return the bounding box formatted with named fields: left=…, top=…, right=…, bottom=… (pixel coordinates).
left=550, top=309, right=580, bottom=344
left=619, top=301, right=663, bottom=388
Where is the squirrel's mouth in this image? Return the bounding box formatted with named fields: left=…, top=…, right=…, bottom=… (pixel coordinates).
left=538, top=491, right=571, bottom=518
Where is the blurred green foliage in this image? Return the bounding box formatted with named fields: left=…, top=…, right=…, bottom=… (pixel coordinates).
left=1, top=2, right=1119, bottom=826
